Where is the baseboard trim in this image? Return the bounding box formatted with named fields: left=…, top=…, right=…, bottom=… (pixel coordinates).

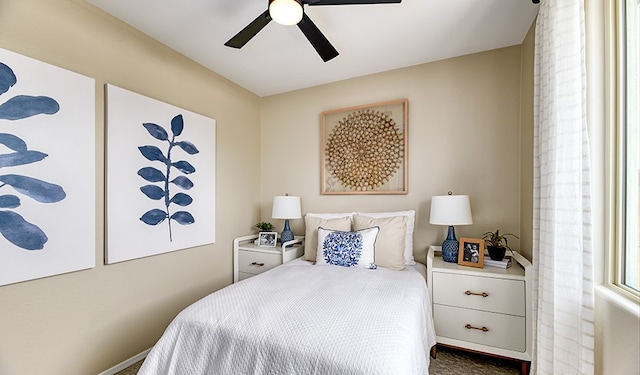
left=98, top=348, right=151, bottom=375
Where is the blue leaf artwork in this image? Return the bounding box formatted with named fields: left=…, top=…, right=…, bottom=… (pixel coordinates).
left=0, top=61, right=66, bottom=251
left=105, top=84, right=213, bottom=264
left=138, top=114, right=199, bottom=241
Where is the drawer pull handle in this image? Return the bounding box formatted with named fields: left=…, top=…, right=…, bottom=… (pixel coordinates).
left=465, top=324, right=489, bottom=332
left=465, top=290, right=489, bottom=298
left=251, top=262, right=265, bottom=266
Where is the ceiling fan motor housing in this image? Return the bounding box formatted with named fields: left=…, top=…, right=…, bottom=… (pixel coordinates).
left=269, top=0, right=303, bottom=26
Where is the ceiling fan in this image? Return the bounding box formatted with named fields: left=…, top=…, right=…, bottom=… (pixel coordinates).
left=224, top=0, right=402, bottom=62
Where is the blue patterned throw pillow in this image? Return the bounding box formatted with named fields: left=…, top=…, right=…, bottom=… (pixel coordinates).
left=316, top=227, right=379, bottom=269
left=323, top=230, right=362, bottom=267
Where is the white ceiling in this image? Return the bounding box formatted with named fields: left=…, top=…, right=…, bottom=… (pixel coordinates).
left=87, top=0, right=539, bottom=97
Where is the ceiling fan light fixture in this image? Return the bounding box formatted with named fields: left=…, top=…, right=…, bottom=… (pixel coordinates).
left=269, top=0, right=303, bottom=26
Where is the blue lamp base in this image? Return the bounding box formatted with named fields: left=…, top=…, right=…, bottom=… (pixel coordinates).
left=280, top=219, right=294, bottom=246
left=441, top=225, right=459, bottom=263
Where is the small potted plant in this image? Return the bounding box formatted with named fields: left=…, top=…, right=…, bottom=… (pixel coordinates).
left=255, top=222, right=274, bottom=232
left=482, top=229, right=519, bottom=261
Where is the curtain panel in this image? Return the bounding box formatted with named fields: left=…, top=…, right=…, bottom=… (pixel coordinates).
left=532, top=1, right=595, bottom=374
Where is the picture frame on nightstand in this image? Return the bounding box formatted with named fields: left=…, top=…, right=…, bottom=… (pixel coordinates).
left=258, top=232, right=277, bottom=247
left=458, top=237, right=484, bottom=268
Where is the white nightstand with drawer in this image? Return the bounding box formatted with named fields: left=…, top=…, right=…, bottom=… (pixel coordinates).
left=427, top=245, right=532, bottom=375
left=233, top=234, right=304, bottom=282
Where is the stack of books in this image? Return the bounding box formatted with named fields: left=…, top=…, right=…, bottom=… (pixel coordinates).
left=484, top=257, right=512, bottom=269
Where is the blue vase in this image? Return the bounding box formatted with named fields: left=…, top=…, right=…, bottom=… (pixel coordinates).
left=280, top=219, right=294, bottom=245
left=441, top=225, right=459, bottom=262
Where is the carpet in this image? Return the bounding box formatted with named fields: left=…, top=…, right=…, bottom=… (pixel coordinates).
left=429, top=346, right=522, bottom=375
left=115, top=345, right=522, bottom=374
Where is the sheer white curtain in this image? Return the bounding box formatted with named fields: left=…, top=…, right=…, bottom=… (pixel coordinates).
left=532, top=1, right=595, bottom=374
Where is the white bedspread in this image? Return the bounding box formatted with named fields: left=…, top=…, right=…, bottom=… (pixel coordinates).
left=139, top=259, right=437, bottom=375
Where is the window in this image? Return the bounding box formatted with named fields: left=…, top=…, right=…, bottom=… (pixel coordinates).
left=609, top=0, right=639, bottom=300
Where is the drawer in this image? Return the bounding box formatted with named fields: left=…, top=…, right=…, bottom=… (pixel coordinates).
left=238, top=271, right=254, bottom=281
left=434, top=304, right=526, bottom=352
left=433, top=272, right=525, bottom=316
left=238, top=250, right=281, bottom=275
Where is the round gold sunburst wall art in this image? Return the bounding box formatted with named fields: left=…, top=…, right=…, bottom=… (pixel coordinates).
left=326, top=110, right=403, bottom=190
left=321, top=99, right=408, bottom=195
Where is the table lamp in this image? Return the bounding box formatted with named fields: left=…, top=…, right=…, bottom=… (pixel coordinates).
left=271, top=194, right=301, bottom=245
left=429, top=193, right=473, bottom=262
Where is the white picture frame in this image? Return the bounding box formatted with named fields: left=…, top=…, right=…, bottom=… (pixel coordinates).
left=258, top=232, right=277, bottom=247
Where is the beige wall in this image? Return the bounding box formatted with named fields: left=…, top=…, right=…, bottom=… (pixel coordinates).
left=519, top=23, right=535, bottom=261
left=0, top=0, right=261, bottom=374
left=260, top=46, right=524, bottom=265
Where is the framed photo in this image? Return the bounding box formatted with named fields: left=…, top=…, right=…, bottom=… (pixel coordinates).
left=258, top=232, right=277, bottom=247
left=458, top=238, right=485, bottom=268
left=321, top=99, right=408, bottom=195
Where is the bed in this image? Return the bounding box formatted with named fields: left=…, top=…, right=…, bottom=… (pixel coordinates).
left=138, top=210, right=437, bottom=375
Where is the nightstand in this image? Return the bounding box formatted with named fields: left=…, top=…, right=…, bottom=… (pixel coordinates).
left=233, top=234, right=304, bottom=282
left=427, top=246, right=532, bottom=375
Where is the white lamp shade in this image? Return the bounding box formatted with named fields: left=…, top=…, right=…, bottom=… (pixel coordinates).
left=271, top=195, right=302, bottom=219
left=269, top=0, right=303, bottom=26
left=429, top=195, right=473, bottom=225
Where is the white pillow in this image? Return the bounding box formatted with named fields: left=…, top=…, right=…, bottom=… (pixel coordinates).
left=353, top=214, right=406, bottom=271
left=303, top=215, right=352, bottom=261
left=316, top=227, right=379, bottom=269
left=356, top=210, right=416, bottom=265
left=306, top=212, right=354, bottom=220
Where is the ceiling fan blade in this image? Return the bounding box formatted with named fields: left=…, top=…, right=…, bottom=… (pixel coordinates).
left=224, top=9, right=272, bottom=49
left=297, top=13, right=339, bottom=62
left=305, top=0, right=401, bottom=5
